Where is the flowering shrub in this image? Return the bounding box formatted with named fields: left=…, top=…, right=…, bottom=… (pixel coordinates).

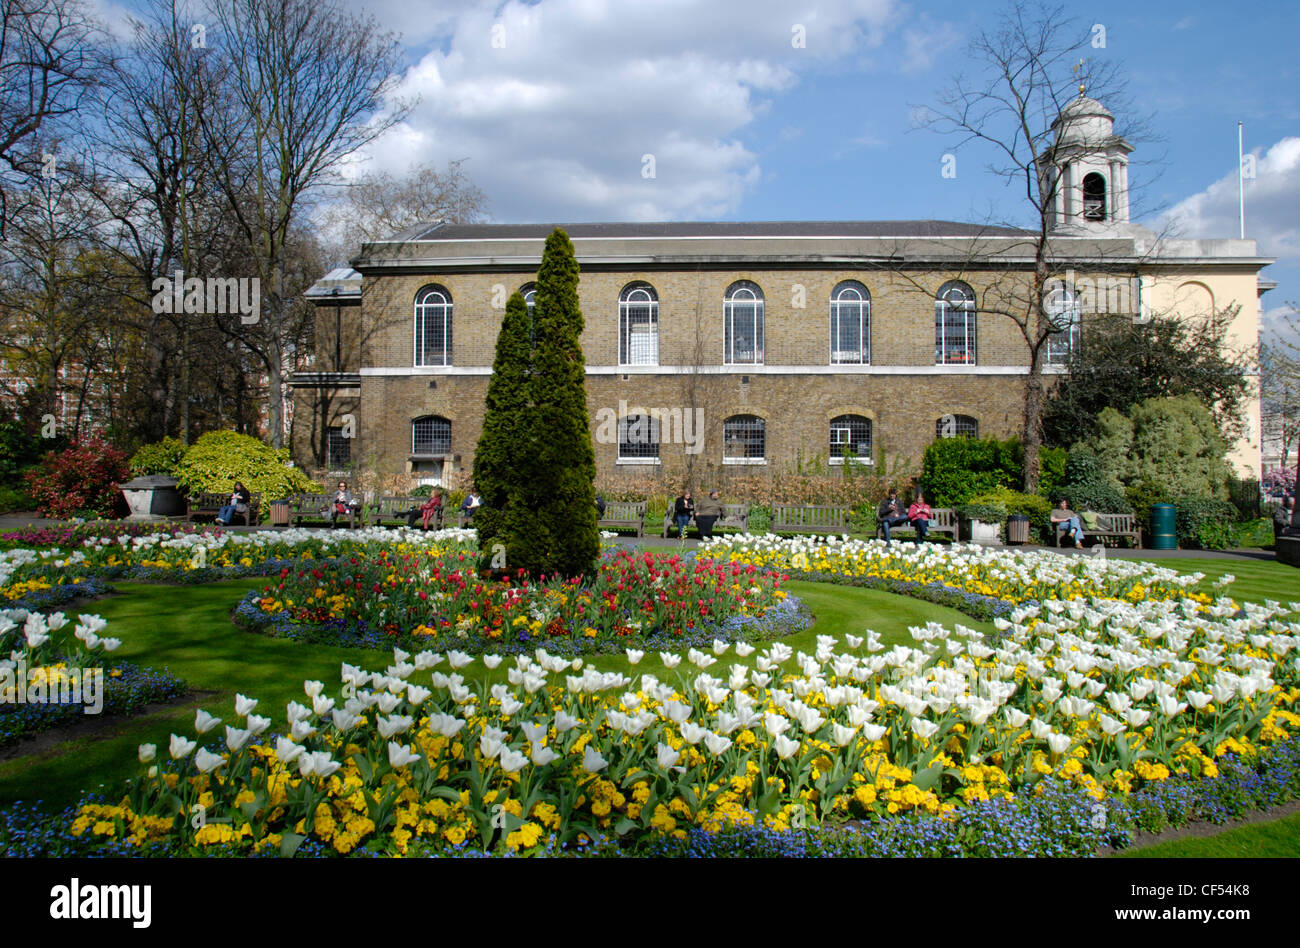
left=23, top=436, right=130, bottom=519
left=30, top=577, right=1300, bottom=857
left=244, top=547, right=796, bottom=654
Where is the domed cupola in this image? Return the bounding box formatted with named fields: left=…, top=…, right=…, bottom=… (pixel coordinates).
left=1040, top=91, right=1135, bottom=233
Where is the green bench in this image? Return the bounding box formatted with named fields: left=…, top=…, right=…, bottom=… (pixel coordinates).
left=186, top=491, right=261, bottom=525
left=769, top=504, right=850, bottom=536
left=599, top=501, right=647, bottom=537
left=662, top=501, right=750, bottom=538
left=878, top=507, right=959, bottom=541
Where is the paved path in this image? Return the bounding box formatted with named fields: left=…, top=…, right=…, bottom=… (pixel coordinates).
left=0, top=512, right=1279, bottom=562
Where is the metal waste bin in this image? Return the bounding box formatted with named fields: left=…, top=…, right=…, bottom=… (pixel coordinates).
left=270, top=499, right=290, bottom=527
left=1150, top=503, right=1177, bottom=550
left=1007, top=514, right=1030, bottom=545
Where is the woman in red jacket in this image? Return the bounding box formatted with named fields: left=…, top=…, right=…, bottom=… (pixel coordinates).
left=907, top=491, right=932, bottom=542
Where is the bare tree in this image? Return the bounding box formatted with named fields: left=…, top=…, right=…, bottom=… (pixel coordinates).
left=322, top=159, right=487, bottom=264
left=1261, top=307, right=1300, bottom=476
left=915, top=1, right=1159, bottom=491
left=0, top=0, right=104, bottom=237
left=194, top=0, right=414, bottom=447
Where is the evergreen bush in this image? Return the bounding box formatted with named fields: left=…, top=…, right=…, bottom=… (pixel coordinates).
left=174, top=431, right=321, bottom=504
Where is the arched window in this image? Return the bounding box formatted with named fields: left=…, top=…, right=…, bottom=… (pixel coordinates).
left=830, top=281, right=870, bottom=364
left=618, top=414, right=660, bottom=462
left=414, top=285, right=453, bottom=366
left=1045, top=282, right=1082, bottom=364
left=412, top=415, right=452, bottom=455
left=829, top=414, right=872, bottom=464
left=724, top=281, right=764, bottom=365
left=619, top=282, right=659, bottom=365
left=935, top=414, right=978, bottom=439
left=723, top=414, right=766, bottom=463
left=1083, top=172, right=1107, bottom=221
left=519, top=282, right=537, bottom=346
left=935, top=281, right=976, bottom=365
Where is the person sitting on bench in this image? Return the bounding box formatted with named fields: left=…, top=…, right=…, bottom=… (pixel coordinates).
left=1051, top=499, right=1084, bottom=548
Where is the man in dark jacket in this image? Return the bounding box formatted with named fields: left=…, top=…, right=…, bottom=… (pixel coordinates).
left=876, top=488, right=909, bottom=543
left=670, top=491, right=694, bottom=538
left=694, top=490, right=724, bottom=540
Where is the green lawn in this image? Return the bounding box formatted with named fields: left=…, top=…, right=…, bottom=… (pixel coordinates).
left=1116, top=811, right=1300, bottom=858
left=0, top=577, right=986, bottom=809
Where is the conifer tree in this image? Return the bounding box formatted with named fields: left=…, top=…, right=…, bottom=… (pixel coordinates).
left=507, top=228, right=598, bottom=578
left=472, top=290, right=531, bottom=561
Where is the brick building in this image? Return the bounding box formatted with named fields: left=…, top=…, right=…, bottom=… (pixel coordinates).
left=292, top=97, right=1273, bottom=490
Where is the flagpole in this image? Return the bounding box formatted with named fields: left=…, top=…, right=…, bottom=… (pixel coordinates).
left=1239, top=122, right=1245, bottom=239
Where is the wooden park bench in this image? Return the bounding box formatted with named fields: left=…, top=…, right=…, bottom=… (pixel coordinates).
left=285, top=493, right=361, bottom=528
left=1056, top=511, right=1142, bottom=548
left=186, top=491, right=262, bottom=525
left=878, top=507, right=959, bottom=541
left=599, top=501, right=647, bottom=537
left=662, top=501, right=750, bottom=538
left=370, top=495, right=442, bottom=530
left=769, top=504, right=850, bottom=536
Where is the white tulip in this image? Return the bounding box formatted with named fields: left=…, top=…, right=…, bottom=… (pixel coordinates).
left=376, top=693, right=402, bottom=714
left=224, top=725, right=252, bottom=752
left=910, top=718, right=940, bottom=740
left=703, top=732, right=733, bottom=755
left=479, top=735, right=504, bottom=760
left=773, top=734, right=800, bottom=759
left=655, top=742, right=681, bottom=769
left=1030, top=718, right=1053, bottom=740
left=659, top=652, right=681, bottom=668
left=1097, top=714, right=1126, bottom=736
left=194, top=748, right=226, bottom=774
left=169, top=734, right=196, bottom=759
left=625, top=649, right=644, bottom=665
left=447, top=650, right=473, bottom=669
left=832, top=723, right=858, bottom=747
left=554, top=711, right=580, bottom=733
left=290, top=720, right=317, bottom=741
left=388, top=742, right=421, bottom=768
left=582, top=745, right=608, bottom=772
left=735, top=642, right=756, bottom=657
left=530, top=744, right=560, bottom=767
left=1045, top=732, right=1072, bottom=755
left=712, top=639, right=730, bottom=656
left=312, top=694, right=335, bottom=717
left=764, top=713, right=790, bottom=738
left=303, top=680, right=324, bottom=699
left=482, top=655, right=503, bottom=669
left=275, top=737, right=304, bottom=765
left=234, top=694, right=258, bottom=717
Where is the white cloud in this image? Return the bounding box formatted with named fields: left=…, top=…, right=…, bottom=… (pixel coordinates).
left=1162, top=136, right=1300, bottom=261
left=342, top=0, right=901, bottom=224
left=899, top=17, right=961, bottom=75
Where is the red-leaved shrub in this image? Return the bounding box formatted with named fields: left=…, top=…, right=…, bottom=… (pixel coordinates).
left=24, top=435, right=130, bottom=519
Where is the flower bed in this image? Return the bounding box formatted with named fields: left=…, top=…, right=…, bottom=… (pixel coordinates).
left=0, top=609, right=186, bottom=749
left=240, top=547, right=800, bottom=655
left=703, top=534, right=1207, bottom=605
left=0, top=527, right=472, bottom=598
left=24, top=582, right=1298, bottom=857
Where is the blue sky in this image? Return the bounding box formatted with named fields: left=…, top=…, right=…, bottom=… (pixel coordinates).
left=107, top=0, right=1299, bottom=336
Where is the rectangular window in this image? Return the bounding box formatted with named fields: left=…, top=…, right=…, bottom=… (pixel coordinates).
left=327, top=426, right=351, bottom=469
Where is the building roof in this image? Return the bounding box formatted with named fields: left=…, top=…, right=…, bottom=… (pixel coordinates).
left=380, top=219, right=1036, bottom=243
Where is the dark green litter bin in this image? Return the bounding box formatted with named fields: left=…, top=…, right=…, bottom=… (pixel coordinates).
left=1150, top=503, right=1177, bottom=550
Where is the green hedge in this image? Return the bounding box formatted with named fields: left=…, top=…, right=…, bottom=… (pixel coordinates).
left=1173, top=496, right=1238, bottom=550
left=174, top=431, right=322, bottom=507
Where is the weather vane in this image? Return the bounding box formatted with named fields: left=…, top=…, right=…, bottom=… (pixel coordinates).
left=1073, top=58, right=1087, bottom=96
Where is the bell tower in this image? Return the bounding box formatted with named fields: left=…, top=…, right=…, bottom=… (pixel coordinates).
left=1041, top=87, right=1135, bottom=233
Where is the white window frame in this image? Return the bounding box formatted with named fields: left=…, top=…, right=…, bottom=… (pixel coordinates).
left=619, top=283, right=659, bottom=366
left=829, top=414, right=873, bottom=465
left=414, top=286, right=453, bottom=367
left=724, top=282, right=764, bottom=365
left=722, top=414, right=766, bottom=465
left=830, top=282, right=871, bottom=364
left=1045, top=283, right=1082, bottom=364
left=617, top=413, right=661, bottom=464
left=935, top=281, right=976, bottom=365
